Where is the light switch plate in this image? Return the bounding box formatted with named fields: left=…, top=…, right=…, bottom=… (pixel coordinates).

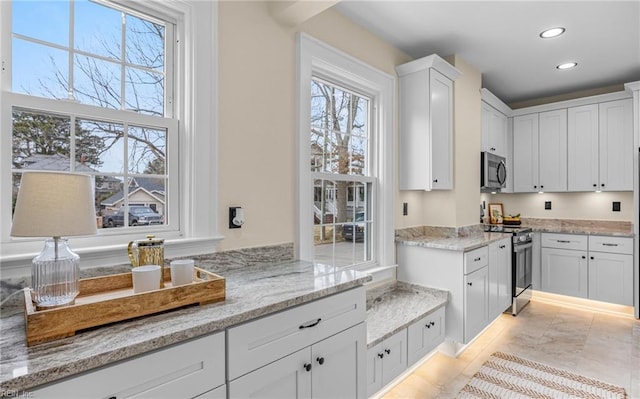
left=612, top=201, right=621, bottom=212
left=545, top=201, right=552, bottom=210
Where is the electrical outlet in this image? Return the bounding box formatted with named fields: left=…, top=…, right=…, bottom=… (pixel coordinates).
left=403, top=202, right=408, bottom=216
left=544, top=201, right=552, bottom=210
left=612, top=201, right=621, bottom=212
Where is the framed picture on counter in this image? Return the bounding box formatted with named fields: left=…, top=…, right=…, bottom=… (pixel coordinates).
left=488, top=203, right=504, bottom=224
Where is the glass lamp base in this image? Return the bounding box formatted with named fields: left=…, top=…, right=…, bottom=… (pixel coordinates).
left=31, top=238, right=80, bottom=309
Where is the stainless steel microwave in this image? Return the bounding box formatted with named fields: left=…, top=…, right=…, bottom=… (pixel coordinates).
left=481, top=152, right=507, bottom=191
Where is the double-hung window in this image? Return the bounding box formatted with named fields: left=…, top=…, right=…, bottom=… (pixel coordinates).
left=298, top=34, right=395, bottom=273
left=1, top=1, right=219, bottom=271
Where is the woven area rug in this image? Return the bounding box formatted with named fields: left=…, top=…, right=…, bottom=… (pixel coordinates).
left=457, top=352, right=627, bottom=399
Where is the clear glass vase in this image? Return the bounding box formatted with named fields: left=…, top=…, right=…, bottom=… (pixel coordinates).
left=31, top=238, right=80, bottom=308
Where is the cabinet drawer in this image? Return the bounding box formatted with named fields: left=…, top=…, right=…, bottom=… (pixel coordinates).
left=227, top=287, right=365, bottom=380
left=464, top=246, right=489, bottom=274
left=33, top=332, right=225, bottom=398
left=541, top=233, right=587, bottom=250
left=589, top=235, right=633, bottom=255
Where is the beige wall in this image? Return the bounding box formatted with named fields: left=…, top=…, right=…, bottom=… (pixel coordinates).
left=396, top=56, right=483, bottom=229
left=481, top=192, right=634, bottom=221
left=217, top=2, right=410, bottom=251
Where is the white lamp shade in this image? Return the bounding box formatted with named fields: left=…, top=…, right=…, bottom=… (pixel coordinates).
left=11, top=171, right=98, bottom=238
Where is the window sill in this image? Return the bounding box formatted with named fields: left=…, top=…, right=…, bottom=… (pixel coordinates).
left=0, top=235, right=224, bottom=278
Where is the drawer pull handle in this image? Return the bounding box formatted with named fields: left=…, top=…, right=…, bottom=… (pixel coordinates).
left=467, top=282, right=473, bottom=286
left=316, top=356, right=325, bottom=365
left=602, top=243, right=618, bottom=247
left=385, top=349, right=391, bottom=355
left=474, top=257, right=481, bottom=262
left=304, top=363, right=312, bottom=372
left=299, top=318, right=322, bottom=329
left=378, top=353, right=384, bottom=359
left=499, top=245, right=506, bottom=249
left=556, top=240, right=571, bottom=243
left=426, top=321, right=435, bottom=328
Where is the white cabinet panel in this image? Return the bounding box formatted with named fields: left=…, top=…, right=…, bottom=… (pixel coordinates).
left=195, top=385, right=226, bottom=399
left=464, top=266, right=489, bottom=343
left=538, top=109, right=568, bottom=192
left=588, top=252, right=633, bottom=305
left=541, top=233, right=588, bottom=251
left=568, top=104, right=599, bottom=191
left=541, top=247, right=588, bottom=298
left=227, top=287, right=365, bottom=380
left=397, top=55, right=459, bottom=191
left=464, top=246, right=489, bottom=274
left=513, top=114, right=539, bottom=192
left=407, top=306, right=446, bottom=365
left=489, top=237, right=512, bottom=318
left=366, top=329, right=408, bottom=398
left=599, top=99, right=633, bottom=191
left=588, top=235, right=633, bottom=255
left=482, top=102, right=508, bottom=158
left=33, top=333, right=225, bottom=399
left=312, top=323, right=366, bottom=399
left=229, top=347, right=312, bottom=399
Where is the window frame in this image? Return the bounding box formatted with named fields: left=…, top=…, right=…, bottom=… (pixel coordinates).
left=297, top=33, right=395, bottom=272
left=0, top=0, right=220, bottom=276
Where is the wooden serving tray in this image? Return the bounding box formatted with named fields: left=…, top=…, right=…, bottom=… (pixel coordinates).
left=23, top=267, right=225, bottom=346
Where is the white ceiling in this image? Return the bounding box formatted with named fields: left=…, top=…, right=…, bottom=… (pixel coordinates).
left=335, top=1, right=640, bottom=105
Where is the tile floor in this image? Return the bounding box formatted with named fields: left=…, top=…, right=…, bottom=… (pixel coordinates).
left=382, top=300, right=640, bottom=399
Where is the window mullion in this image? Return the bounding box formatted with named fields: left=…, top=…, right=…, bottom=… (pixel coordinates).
left=68, top=0, right=75, bottom=101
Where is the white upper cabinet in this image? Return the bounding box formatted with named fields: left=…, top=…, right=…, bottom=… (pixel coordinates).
left=568, top=104, right=599, bottom=191
left=538, top=109, right=568, bottom=192
left=599, top=99, right=633, bottom=191
left=567, top=99, right=633, bottom=191
left=397, top=55, right=461, bottom=190
left=481, top=102, right=508, bottom=158
left=513, top=113, right=539, bottom=192
left=513, top=109, right=567, bottom=192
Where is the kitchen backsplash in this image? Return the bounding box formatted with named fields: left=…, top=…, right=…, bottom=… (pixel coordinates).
left=0, top=243, right=294, bottom=316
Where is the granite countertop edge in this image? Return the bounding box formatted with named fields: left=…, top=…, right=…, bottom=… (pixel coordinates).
left=396, top=232, right=508, bottom=251
left=0, top=261, right=371, bottom=392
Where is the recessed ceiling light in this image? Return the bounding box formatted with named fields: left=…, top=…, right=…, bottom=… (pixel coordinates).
left=540, top=27, right=566, bottom=38
left=556, top=62, right=578, bottom=70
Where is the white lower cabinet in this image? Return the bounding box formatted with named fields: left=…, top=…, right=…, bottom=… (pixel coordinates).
left=230, top=323, right=366, bottom=399
left=227, top=287, right=367, bottom=399
left=541, top=246, right=588, bottom=298
left=464, top=266, right=490, bottom=342
left=540, top=233, right=633, bottom=305
left=406, top=306, right=446, bottom=366
left=33, top=332, right=226, bottom=399
left=366, top=329, right=408, bottom=397
left=488, top=238, right=512, bottom=319
left=196, top=385, right=227, bottom=399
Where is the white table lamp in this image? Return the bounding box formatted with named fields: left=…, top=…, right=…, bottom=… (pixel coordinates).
left=11, top=171, right=98, bottom=308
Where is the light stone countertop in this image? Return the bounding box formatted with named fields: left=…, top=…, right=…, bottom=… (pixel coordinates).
left=366, top=282, right=448, bottom=348
left=396, top=231, right=510, bottom=251
left=0, top=260, right=371, bottom=392
left=518, top=218, right=634, bottom=237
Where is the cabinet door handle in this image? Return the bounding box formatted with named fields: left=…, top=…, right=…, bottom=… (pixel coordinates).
left=499, top=245, right=506, bottom=249
left=582, top=256, right=586, bottom=259
left=557, top=240, right=570, bottom=243
left=385, top=349, right=391, bottom=355
left=474, top=257, right=481, bottom=262
left=426, top=321, right=435, bottom=328
left=593, top=183, right=597, bottom=187
left=316, top=356, right=325, bottom=365
left=467, top=282, right=473, bottom=286
left=304, top=363, right=312, bottom=372
left=378, top=353, right=384, bottom=359
left=602, top=243, right=618, bottom=247
left=534, top=185, right=537, bottom=189
left=590, top=256, right=594, bottom=260
left=601, top=183, right=605, bottom=187
left=299, top=318, right=322, bottom=329
left=433, top=179, right=438, bottom=183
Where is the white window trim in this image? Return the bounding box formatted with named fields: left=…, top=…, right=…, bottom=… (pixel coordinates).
left=0, top=0, right=220, bottom=277
left=297, top=33, right=395, bottom=271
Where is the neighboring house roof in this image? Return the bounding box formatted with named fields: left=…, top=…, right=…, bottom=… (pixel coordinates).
left=100, top=176, right=165, bottom=207
left=19, top=154, right=96, bottom=173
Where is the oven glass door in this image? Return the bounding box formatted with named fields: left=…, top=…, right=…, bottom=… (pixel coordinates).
left=513, top=242, right=532, bottom=297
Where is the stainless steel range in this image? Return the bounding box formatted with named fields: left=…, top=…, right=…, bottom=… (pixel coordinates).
left=484, top=225, right=533, bottom=315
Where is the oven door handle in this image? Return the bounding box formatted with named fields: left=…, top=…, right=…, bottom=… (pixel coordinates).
left=513, top=241, right=533, bottom=252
